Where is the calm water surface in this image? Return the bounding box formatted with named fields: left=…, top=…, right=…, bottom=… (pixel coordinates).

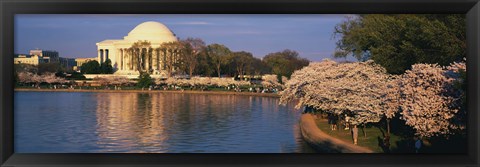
left=15, top=91, right=316, bottom=153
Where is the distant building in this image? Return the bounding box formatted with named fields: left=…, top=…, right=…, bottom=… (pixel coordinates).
left=73, top=57, right=96, bottom=72
left=15, top=49, right=74, bottom=71
left=14, top=54, right=48, bottom=65
left=29, top=49, right=59, bottom=63
left=59, top=57, right=77, bottom=71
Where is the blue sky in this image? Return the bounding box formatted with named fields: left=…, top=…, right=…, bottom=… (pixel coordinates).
left=15, top=14, right=356, bottom=62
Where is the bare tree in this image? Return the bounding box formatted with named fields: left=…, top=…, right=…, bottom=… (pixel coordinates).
left=128, top=41, right=152, bottom=73
left=159, top=41, right=184, bottom=78
left=181, top=38, right=206, bottom=77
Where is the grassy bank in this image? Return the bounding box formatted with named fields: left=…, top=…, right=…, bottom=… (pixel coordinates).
left=313, top=115, right=403, bottom=153
left=313, top=116, right=468, bottom=153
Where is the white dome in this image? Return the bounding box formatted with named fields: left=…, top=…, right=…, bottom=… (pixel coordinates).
left=124, top=21, right=178, bottom=43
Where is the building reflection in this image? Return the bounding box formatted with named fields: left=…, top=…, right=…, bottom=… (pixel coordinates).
left=94, top=93, right=245, bottom=152
left=95, top=93, right=169, bottom=152
left=93, top=92, right=305, bottom=153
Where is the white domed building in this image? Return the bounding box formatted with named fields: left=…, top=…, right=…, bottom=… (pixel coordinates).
left=96, top=21, right=179, bottom=77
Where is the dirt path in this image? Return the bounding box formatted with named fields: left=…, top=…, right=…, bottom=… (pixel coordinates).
left=300, top=114, right=374, bottom=153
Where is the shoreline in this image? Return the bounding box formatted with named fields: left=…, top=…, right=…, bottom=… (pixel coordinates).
left=299, top=114, right=374, bottom=153
left=14, top=88, right=281, bottom=98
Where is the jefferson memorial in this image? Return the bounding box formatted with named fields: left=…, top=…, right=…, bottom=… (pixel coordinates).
left=96, top=21, right=179, bottom=77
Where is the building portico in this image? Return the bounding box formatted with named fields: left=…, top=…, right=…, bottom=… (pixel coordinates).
left=96, top=21, right=179, bottom=77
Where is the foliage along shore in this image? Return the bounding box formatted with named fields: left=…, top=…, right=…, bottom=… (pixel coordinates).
left=14, top=88, right=281, bottom=98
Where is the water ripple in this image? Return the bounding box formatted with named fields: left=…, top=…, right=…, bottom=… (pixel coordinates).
left=15, top=91, right=316, bottom=153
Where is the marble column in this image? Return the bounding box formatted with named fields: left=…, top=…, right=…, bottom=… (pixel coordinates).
left=127, top=50, right=130, bottom=71
left=120, top=48, right=125, bottom=70
left=131, top=50, right=134, bottom=71
left=140, top=48, right=144, bottom=72
left=100, top=49, right=104, bottom=64
left=98, top=49, right=101, bottom=64
left=146, top=48, right=150, bottom=72
left=153, top=49, right=158, bottom=72
left=118, top=49, right=121, bottom=70
left=163, top=49, right=167, bottom=70
left=105, top=49, right=109, bottom=61
left=158, top=49, right=161, bottom=71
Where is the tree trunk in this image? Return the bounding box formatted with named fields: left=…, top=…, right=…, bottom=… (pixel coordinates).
left=387, top=119, right=391, bottom=137
left=217, top=65, right=221, bottom=78
left=385, top=118, right=391, bottom=149
left=363, top=124, right=367, bottom=138
left=337, top=115, right=341, bottom=131
left=237, top=67, right=243, bottom=81
left=352, top=125, right=358, bottom=145
left=189, top=68, right=194, bottom=78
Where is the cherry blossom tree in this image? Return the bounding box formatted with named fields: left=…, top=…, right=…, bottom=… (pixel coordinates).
left=31, top=73, right=46, bottom=87
left=210, top=77, right=231, bottom=87
left=280, top=59, right=390, bottom=127
left=397, top=63, right=460, bottom=138
left=109, top=76, right=131, bottom=87
left=261, top=74, right=284, bottom=89
left=94, top=77, right=111, bottom=86
left=280, top=59, right=337, bottom=109
left=43, top=73, right=66, bottom=84
left=156, top=76, right=250, bottom=90
left=189, top=77, right=211, bottom=87
left=446, top=59, right=466, bottom=132
left=157, top=77, right=184, bottom=89
left=17, top=72, right=35, bottom=84
left=279, top=57, right=466, bottom=141
left=375, top=75, right=402, bottom=147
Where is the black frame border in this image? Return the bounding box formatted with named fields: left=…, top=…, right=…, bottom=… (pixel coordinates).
left=1, top=0, right=479, bottom=167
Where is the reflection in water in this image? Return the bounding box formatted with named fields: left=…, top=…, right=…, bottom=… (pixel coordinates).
left=15, top=92, right=316, bottom=153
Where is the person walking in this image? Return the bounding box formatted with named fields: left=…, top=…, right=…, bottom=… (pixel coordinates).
left=331, top=116, right=337, bottom=130
left=414, top=136, right=422, bottom=153
left=344, top=114, right=350, bottom=130
left=328, top=114, right=334, bottom=130
left=352, top=125, right=358, bottom=145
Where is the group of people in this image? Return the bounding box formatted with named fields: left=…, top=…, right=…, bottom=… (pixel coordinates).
left=327, top=114, right=352, bottom=131
left=327, top=114, right=338, bottom=130
left=327, top=113, right=359, bottom=145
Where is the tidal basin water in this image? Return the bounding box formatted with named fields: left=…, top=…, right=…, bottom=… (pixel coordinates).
left=14, top=91, right=316, bottom=153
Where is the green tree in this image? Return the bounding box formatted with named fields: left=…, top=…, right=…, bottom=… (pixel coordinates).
left=137, top=72, right=153, bottom=88
left=100, top=59, right=114, bottom=74
left=195, top=50, right=215, bottom=77
left=249, top=57, right=268, bottom=78
left=206, top=44, right=232, bottom=77
left=14, top=63, right=37, bottom=74
left=80, top=60, right=101, bottom=74
left=68, top=71, right=86, bottom=80
left=334, top=14, right=466, bottom=74
left=262, top=49, right=309, bottom=78
left=38, top=62, right=62, bottom=75
left=231, top=51, right=254, bottom=80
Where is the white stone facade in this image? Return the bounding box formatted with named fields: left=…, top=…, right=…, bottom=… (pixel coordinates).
left=96, top=21, right=179, bottom=77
